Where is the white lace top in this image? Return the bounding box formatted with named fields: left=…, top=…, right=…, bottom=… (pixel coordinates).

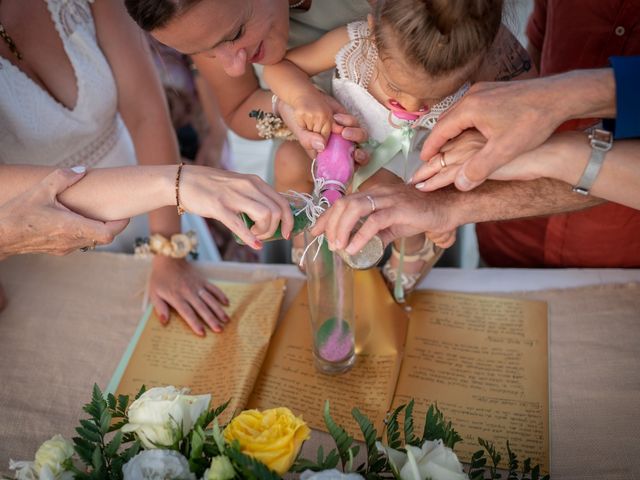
left=0, top=0, right=144, bottom=251
left=0, top=0, right=136, bottom=170
left=332, top=21, right=468, bottom=180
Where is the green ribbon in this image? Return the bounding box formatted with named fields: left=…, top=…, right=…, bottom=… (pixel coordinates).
left=352, top=123, right=415, bottom=191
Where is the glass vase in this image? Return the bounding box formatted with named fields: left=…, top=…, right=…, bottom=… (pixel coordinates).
left=304, top=232, right=355, bottom=375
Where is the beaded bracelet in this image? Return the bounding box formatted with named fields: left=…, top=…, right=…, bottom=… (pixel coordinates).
left=249, top=109, right=296, bottom=141
left=134, top=231, right=199, bottom=260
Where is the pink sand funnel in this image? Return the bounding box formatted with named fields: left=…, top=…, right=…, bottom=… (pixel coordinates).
left=315, top=133, right=355, bottom=205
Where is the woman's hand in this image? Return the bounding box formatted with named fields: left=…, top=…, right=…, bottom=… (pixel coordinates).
left=412, top=129, right=552, bottom=192
left=310, top=183, right=457, bottom=254
left=149, top=256, right=230, bottom=336
left=413, top=130, right=488, bottom=192
left=179, top=166, right=294, bottom=249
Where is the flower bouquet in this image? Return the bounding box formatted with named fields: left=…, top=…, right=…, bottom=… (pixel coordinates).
left=5, top=385, right=550, bottom=480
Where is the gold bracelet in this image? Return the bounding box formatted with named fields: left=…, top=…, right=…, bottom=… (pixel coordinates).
left=175, top=162, right=186, bottom=215
left=134, top=231, right=199, bottom=259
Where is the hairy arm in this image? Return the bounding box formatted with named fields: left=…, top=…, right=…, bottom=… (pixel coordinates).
left=448, top=178, right=602, bottom=230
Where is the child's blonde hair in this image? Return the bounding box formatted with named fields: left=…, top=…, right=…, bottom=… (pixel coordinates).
left=374, top=0, right=504, bottom=77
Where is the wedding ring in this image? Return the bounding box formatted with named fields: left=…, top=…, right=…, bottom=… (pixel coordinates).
left=80, top=240, right=97, bottom=252
left=440, top=152, right=447, bottom=168
left=366, top=194, right=376, bottom=213
left=198, top=288, right=206, bottom=298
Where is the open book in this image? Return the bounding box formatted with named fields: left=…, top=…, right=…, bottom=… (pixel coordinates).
left=109, top=270, right=548, bottom=471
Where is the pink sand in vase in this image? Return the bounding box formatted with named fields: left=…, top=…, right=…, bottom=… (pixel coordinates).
left=315, top=317, right=355, bottom=363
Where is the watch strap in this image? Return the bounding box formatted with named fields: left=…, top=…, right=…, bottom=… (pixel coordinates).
left=572, top=129, right=613, bottom=196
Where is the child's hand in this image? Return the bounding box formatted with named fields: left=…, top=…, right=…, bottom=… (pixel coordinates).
left=291, top=92, right=334, bottom=139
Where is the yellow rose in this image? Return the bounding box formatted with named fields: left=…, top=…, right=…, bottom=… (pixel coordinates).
left=223, top=407, right=310, bottom=475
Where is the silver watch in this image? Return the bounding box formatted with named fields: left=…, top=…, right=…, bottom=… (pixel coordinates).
left=572, top=128, right=613, bottom=196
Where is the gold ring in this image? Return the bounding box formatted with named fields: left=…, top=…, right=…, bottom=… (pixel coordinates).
left=440, top=152, right=447, bottom=169
left=366, top=194, right=376, bottom=213
left=90, top=239, right=97, bottom=251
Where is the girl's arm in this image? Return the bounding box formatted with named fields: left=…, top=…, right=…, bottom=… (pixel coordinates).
left=263, top=27, right=349, bottom=138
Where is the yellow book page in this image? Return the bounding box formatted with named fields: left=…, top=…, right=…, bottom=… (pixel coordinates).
left=393, top=290, right=549, bottom=472
left=115, top=279, right=286, bottom=422
left=248, top=270, right=408, bottom=436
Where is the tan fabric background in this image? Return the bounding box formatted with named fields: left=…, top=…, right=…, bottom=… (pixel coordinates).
left=1, top=253, right=639, bottom=479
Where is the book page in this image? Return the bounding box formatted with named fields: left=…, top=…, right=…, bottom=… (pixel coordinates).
left=248, top=270, right=408, bottom=436
left=115, top=279, right=286, bottom=421
left=393, top=291, right=549, bottom=471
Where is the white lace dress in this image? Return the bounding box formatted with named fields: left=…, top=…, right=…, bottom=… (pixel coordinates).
left=0, top=0, right=146, bottom=251
left=332, top=21, right=468, bottom=181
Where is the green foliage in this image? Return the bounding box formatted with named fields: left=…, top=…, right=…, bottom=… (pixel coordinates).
left=72, top=384, right=140, bottom=480
left=352, top=408, right=387, bottom=477
left=225, top=444, right=282, bottom=480
left=384, top=405, right=405, bottom=450
left=403, top=400, right=420, bottom=447
left=467, top=438, right=551, bottom=480
left=421, top=404, right=463, bottom=449
left=323, top=401, right=359, bottom=472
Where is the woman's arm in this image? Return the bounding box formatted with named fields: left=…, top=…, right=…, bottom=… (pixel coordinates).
left=495, top=132, right=640, bottom=210
left=194, top=56, right=271, bottom=140
left=0, top=164, right=292, bottom=247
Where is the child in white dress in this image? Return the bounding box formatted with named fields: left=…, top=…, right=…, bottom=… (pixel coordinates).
left=264, top=0, right=531, bottom=299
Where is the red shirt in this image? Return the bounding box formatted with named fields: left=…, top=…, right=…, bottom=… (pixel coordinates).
left=477, top=0, right=640, bottom=268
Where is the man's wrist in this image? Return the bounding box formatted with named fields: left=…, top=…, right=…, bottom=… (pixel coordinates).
left=560, top=69, right=616, bottom=120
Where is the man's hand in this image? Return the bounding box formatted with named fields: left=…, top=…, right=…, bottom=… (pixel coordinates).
left=0, top=168, right=129, bottom=259
left=310, top=183, right=457, bottom=254
left=420, top=69, right=616, bottom=191
left=420, top=79, right=566, bottom=191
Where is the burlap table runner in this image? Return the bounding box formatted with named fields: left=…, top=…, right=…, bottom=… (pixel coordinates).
left=1, top=253, right=638, bottom=479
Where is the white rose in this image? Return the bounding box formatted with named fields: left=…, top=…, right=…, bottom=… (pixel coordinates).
left=377, top=439, right=468, bottom=480
left=203, top=455, right=235, bottom=480
left=9, top=435, right=74, bottom=480
left=121, top=386, right=211, bottom=449
left=122, top=449, right=195, bottom=480
left=300, top=469, right=365, bottom=480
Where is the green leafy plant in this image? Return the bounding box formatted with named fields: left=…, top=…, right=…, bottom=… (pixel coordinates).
left=71, top=384, right=142, bottom=480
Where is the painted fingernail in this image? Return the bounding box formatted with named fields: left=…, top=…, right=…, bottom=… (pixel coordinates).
left=71, top=165, right=86, bottom=174
left=312, top=140, right=325, bottom=151
left=253, top=240, right=263, bottom=249
left=415, top=182, right=426, bottom=189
